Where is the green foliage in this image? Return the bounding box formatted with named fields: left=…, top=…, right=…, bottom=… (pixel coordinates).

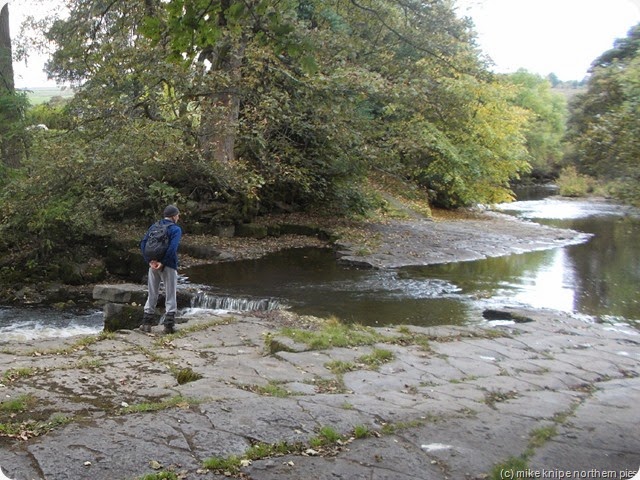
left=0, top=90, right=29, bottom=167
left=202, top=455, right=242, bottom=474
left=405, top=75, right=531, bottom=207
left=528, top=425, right=557, bottom=449
left=490, top=456, right=529, bottom=480
left=0, top=394, right=35, bottom=413
left=504, top=70, right=567, bottom=180
left=280, top=317, right=384, bottom=350
left=357, top=348, right=395, bottom=369
left=310, top=426, right=343, bottom=447
left=556, top=165, right=595, bottom=197
left=26, top=98, right=73, bottom=130
left=135, top=472, right=178, bottom=480
left=174, top=367, right=203, bottom=385
left=605, top=178, right=640, bottom=206
left=0, top=0, right=554, bottom=272
left=565, top=23, right=640, bottom=205
left=0, top=90, right=28, bottom=130
left=0, top=114, right=200, bottom=252
left=353, top=424, right=370, bottom=439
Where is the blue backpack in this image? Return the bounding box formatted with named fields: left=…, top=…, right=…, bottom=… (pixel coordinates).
left=143, top=222, right=170, bottom=261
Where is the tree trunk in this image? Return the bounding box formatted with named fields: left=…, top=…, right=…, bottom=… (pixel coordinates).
left=1, top=3, right=23, bottom=168
left=0, top=3, right=15, bottom=92
left=198, top=40, right=246, bottom=164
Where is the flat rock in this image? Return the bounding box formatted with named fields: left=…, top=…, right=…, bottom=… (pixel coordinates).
left=0, top=309, right=638, bottom=479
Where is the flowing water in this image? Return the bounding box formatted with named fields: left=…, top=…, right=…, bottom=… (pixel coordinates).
left=185, top=190, right=640, bottom=329
left=2, top=190, right=639, bottom=339
left=0, top=308, right=104, bottom=341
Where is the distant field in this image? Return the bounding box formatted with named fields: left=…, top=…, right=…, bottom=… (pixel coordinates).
left=551, top=86, right=587, bottom=101
left=18, top=86, right=75, bottom=105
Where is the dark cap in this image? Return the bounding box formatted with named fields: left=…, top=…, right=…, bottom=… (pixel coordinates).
left=163, top=205, right=180, bottom=217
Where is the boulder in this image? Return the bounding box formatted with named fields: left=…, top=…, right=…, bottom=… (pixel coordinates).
left=103, top=303, right=144, bottom=332
left=235, top=223, right=268, bottom=239
left=93, top=283, right=148, bottom=304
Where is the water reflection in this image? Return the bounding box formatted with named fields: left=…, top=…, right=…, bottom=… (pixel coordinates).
left=186, top=248, right=471, bottom=327
left=186, top=196, right=640, bottom=328
left=495, top=198, right=640, bottom=320
left=4, top=194, right=637, bottom=337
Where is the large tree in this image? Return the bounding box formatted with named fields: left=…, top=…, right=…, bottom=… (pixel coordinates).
left=0, top=3, right=26, bottom=169
left=565, top=23, right=640, bottom=204
left=8, top=0, right=535, bottom=231
left=0, top=3, right=14, bottom=92
left=504, top=70, right=567, bottom=181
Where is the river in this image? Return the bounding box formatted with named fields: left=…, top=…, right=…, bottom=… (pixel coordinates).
left=2, top=192, right=639, bottom=340
left=185, top=190, right=639, bottom=329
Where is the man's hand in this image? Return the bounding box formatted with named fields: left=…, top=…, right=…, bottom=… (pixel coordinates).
left=149, top=260, right=163, bottom=270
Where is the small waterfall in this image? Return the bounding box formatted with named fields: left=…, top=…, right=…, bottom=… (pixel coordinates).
left=190, top=292, right=285, bottom=312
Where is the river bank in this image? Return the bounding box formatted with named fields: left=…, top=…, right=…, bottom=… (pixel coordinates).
left=1, top=205, right=589, bottom=310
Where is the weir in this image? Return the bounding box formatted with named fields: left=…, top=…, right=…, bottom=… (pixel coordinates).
left=93, top=283, right=286, bottom=331
left=189, top=292, right=285, bottom=312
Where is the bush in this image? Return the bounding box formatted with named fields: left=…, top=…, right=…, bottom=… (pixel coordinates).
left=556, top=166, right=595, bottom=197
left=605, top=177, right=640, bottom=207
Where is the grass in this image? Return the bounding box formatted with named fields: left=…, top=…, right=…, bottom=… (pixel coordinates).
left=119, top=395, right=195, bottom=414
left=326, top=348, right=395, bottom=373
left=135, top=472, right=179, bottom=480
left=309, top=426, right=343, bottom=447
left=272, top=317, right=476, bottom=357
left=484, top=389, right=519, bottom=409
left=309, top=377, right=348, bottom=394
left=203, top=455, right=243, bottom=474
left=528, top=425, right=557, bottom=449
left=0, top=413, right=71, bottom=439
left=20, top=87, right=75, bottom=106
left=201, top=417, right=445, bottom=476
left=30, top=331, right=116, bottom=356
left=353, top=424, right=370, bottom=439
left=358, top=348, right=394, bottom=369
left=0, top=394, right=36, bottom=413
left=488, top=402, right=579, bottom=478
left=490, top=456, right=529, bottom=480
left=325, top=360, right=358, bottom=374
left=279, top=317, right=384, bottom=350
left=174, top=367, right=203, bottom=385
left=241, top=381, right=293, bottom=398
left=202, top=425, right=349, bottom=475
left=2, top=367, right=37, bottom=383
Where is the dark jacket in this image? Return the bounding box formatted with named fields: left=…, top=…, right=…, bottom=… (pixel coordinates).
left=140, top=219, right=182, bottom=270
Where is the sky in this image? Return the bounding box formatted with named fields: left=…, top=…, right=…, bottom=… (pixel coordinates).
left=456, top=0, right=640, bottom=81
left=5, top=0, right=640, bottom=87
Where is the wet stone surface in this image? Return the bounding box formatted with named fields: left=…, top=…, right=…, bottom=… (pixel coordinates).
left=0, top=308, right=638, bottom=480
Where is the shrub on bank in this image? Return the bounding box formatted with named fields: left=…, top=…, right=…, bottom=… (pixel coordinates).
left=555, top=166, right=595, bottom=197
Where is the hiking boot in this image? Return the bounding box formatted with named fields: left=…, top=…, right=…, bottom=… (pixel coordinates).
left=140, top=313, right=154, bottom=333
left=164, top=313, right=176, bottom=334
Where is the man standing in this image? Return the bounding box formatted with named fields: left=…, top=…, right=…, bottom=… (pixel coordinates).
left=140, top=205, right=182, bottom=333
